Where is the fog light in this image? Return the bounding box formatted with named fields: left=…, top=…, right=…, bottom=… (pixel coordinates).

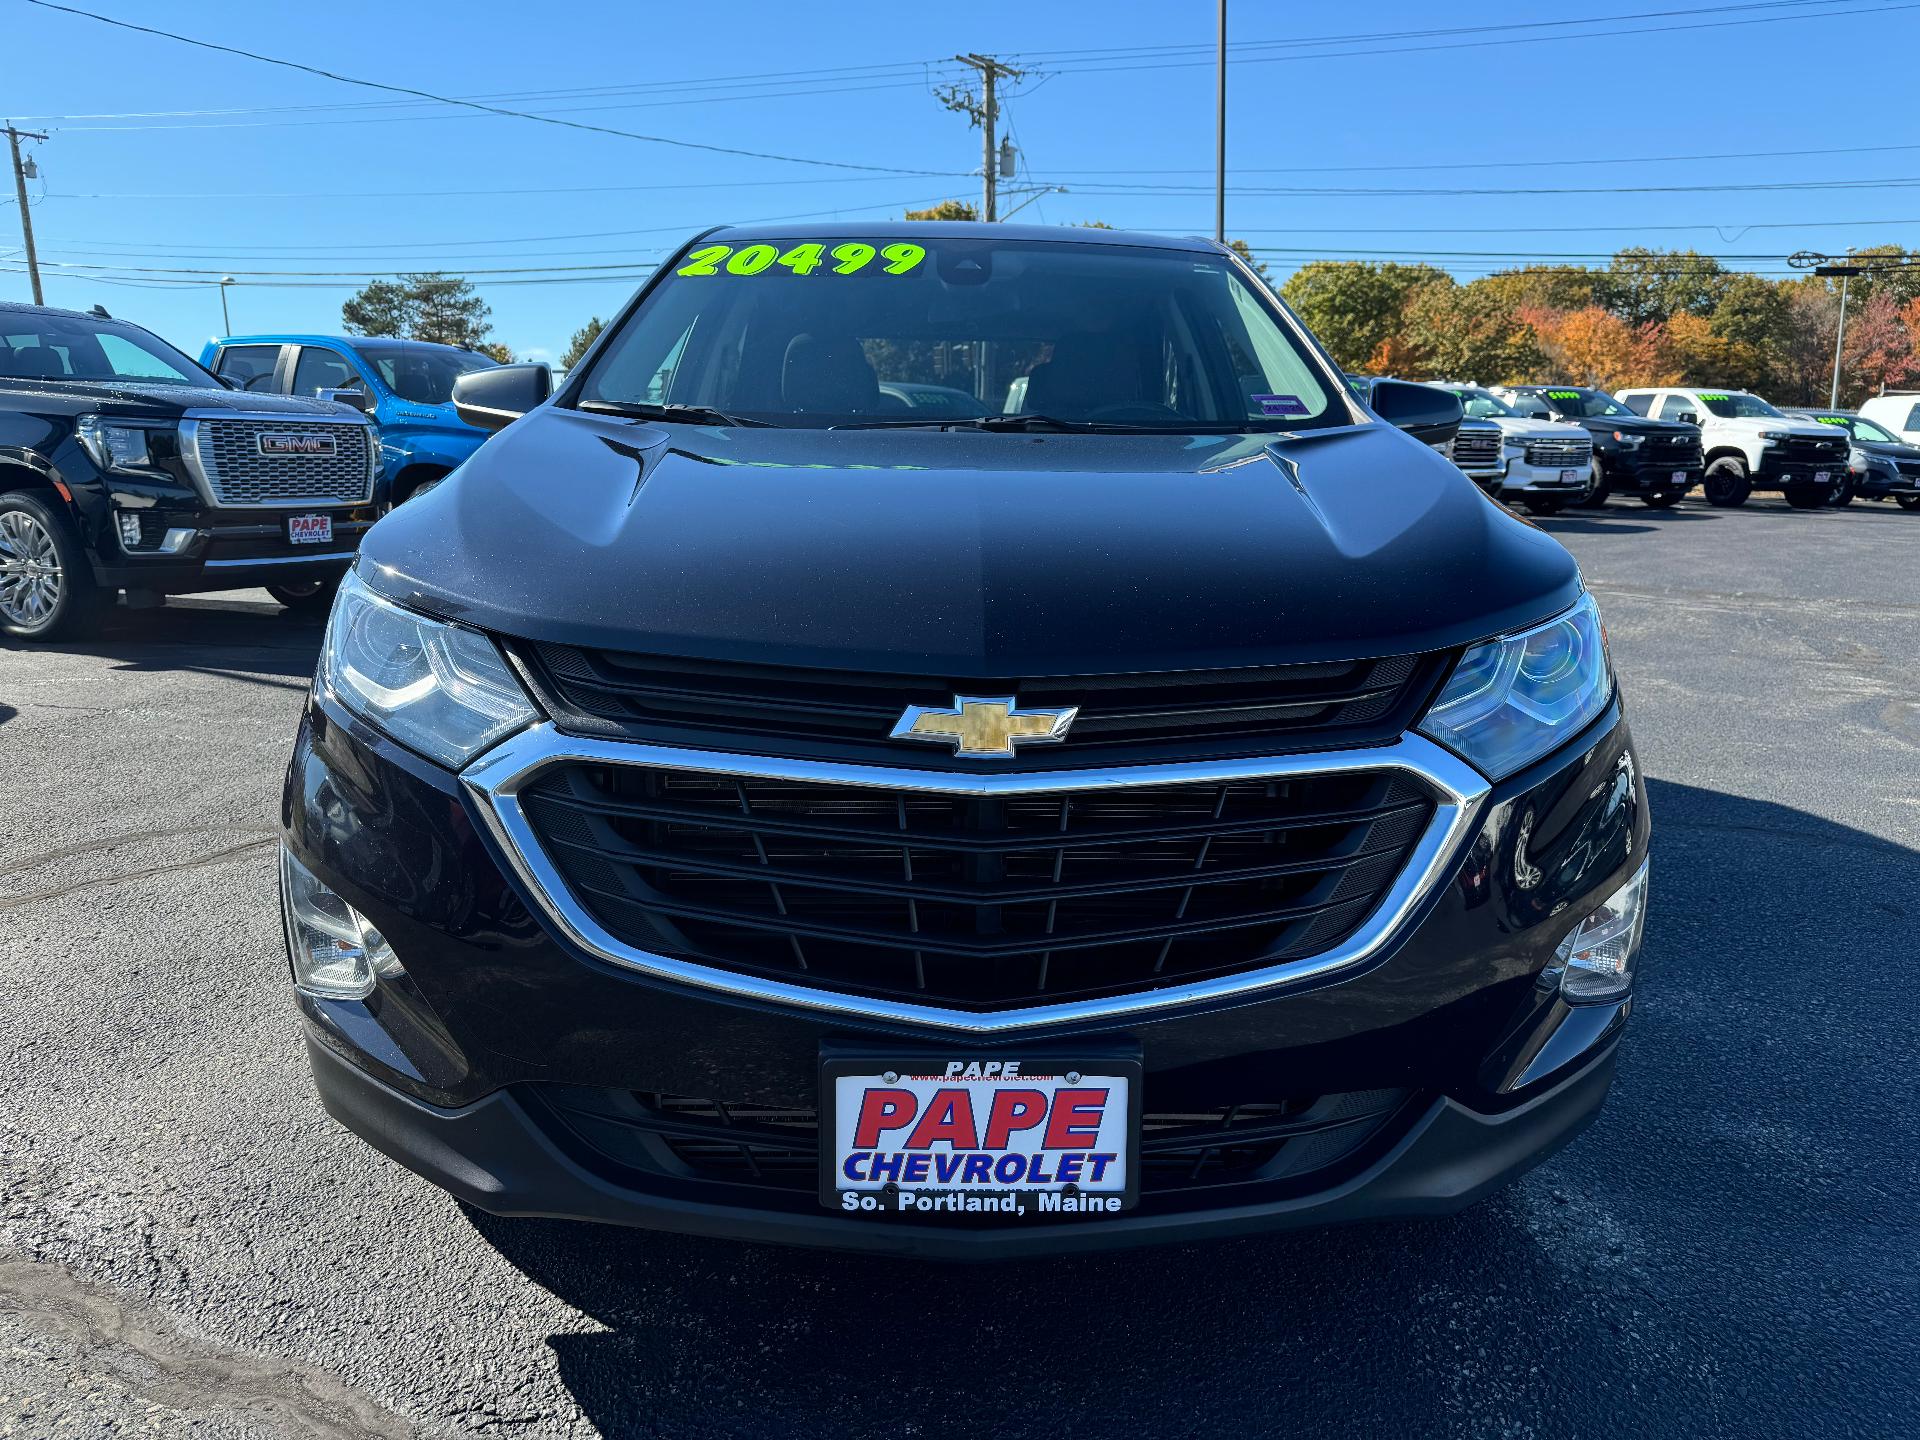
left=116, top=512, right=143, bottom=548
left=1548, top=859, right=1649, bottom=1003
left=279, top=845, right=398, bottom=1000
left=159, top=527, right=196, bottom=554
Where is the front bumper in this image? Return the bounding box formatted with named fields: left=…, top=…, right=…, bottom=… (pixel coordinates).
left=1497, top=457, right=1590, bottom=497
left=1597, top=448, right=1701, bottom=493
left=1854, top=467, right=1920, bottom=499
left=89, top=511, right=374, bottom=591
left=285, top=694, right=1649, bottom=1256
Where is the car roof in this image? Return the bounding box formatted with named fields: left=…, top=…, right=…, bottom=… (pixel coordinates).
left=213, top=333, right=481, bottom=355
left=700, top=220, right=1224, bottom=255
left=0, top=299, right=108, bottom=321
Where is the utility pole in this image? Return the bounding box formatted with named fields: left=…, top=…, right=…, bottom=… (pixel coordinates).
left=1215, top=0, right=1227, bottom=243
left=1815, top=263, right=1862, bottom=409
left=947, top=55, right=1022, bottom=221
left=4, top=124, right=48, bottom=305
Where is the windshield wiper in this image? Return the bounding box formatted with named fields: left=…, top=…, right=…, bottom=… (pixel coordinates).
left=834, top=413, right=1184, bottom=434
left=577, top=399, right=772, bottom=427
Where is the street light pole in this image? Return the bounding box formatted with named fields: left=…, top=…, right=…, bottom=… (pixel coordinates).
left=1214, top=0, right=1226, bottom=244
left=219, top=276, right=235, bottom=333
left=1814, top=263, right=1864, bottom=409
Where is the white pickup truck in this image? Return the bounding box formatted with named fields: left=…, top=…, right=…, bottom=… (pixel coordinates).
left=1440, top=385, right=1595, bottom=515
left=1613, top=387, right=1848, bottom=508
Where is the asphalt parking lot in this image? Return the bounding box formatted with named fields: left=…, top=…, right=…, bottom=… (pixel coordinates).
left=1, top=492, right=1916, bottom=1440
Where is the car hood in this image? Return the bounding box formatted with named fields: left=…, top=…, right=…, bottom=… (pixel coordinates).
left=361, top=411, right=1582, bottom=675
left=1488, top=417, right=1588, bottom=441
left=1572, top=415, right=1695, bottom=437
left=1853, top=438, right=1920, bottom=459
left=1709, top=414, right=1834, bottom=439
left=0, top=378, right=355, bottom=421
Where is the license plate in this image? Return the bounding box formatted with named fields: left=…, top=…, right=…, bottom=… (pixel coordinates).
left=287, top=514, right=333, bottom=545
left=1559, top=468, right=1580, bottom=484
left=1673, top=470, right=1688, bottom=484
left=1813, top=470, right=1831, bottom=484
left=822, top=1056, right=1141, bottom=1219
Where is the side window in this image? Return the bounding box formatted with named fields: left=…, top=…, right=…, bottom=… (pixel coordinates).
left=1618, top=392, right=1653, bottom=416
left=214, top=344, right=281, bottom=391
left=1656, top=395, right=1695, bottom=421
left=1907, top=403, right=1920, bottom=432
left=291, top=346, right=361, bottom=397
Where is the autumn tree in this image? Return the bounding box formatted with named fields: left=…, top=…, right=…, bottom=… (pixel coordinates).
left=562, top=317, right=605, bottom=370
left=1470, top=265, right=1608, bottom=316
left=1279, top=261, right=1449, bottom=372
left=1840, top=291, right=1920, bottom=404
left=1401, top=281, right=1543, bottom=384
left=342, top=272, right=493, bottom=350
left=905, top=200, right=979, bottom=221
left=476, top=341, right=514, bottom=364
left=1527, top=306, right=1651, bottom=390
left=1772, top=283, right=1840, bottom=405
left=1604, top=248, right=1732, bottom=326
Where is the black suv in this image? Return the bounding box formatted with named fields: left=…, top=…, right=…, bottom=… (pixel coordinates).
left=0, top=302, right=380, bottom=640
left=283, top=224, right=1649, bottom=1258
left=1781, top=409, right=1920, bottom=510
left=1500, top=384, right=1703, bottom=508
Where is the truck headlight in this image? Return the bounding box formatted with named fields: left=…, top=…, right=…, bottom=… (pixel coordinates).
left=1545, top=859, right=1649, bottom=1003
left=1611, top=431, right=1643, bottom=448
left=1848, top=447, right=1873, bottom=473
left=1419, top=594, right=1612, bottom=779
left=1758, top=430, right=1787, bottom=443
left=76, top=415, right=164, bottom=472
left=318, top=569, right=537, bottom=768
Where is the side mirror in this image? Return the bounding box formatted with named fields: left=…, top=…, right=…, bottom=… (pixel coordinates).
left=453, top=363, right=551, bottom=431
left=1368, top=379, right=1462, bottom=448
left=319, top=387, right=369, bottom=413
left=1677, top=411, right=1699, bottom=426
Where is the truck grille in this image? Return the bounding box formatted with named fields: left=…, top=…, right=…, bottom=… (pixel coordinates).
left=184, top=418, right=374, bottom=507
left=521, top=645, right=1445, bottom=765
left=539, top=1085, right=1414, bottom=1196
left=1449, top=429, right=1502, bottom=469
left=514, top=761, right=1439, bottom=1010
left=1781, top=435, right=1847, bottom=467
left=1523, top=438, right=1593, bottom=468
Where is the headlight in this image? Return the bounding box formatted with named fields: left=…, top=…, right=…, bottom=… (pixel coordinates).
left=1611, top=430, right=1643, bottom=448
left=1758, top=430, right=1787, bottom=442
left=1543, top=859, right=1649, bottom=1003
left=76, top=415, right=164, bottom=471
left=319, top=568, right=537, bottom=768
left=1849, top=447, right=1871, bottom=472
left=364, top=424, right=384, bottom=481
left=1418, top=594, right=1612, bottom=780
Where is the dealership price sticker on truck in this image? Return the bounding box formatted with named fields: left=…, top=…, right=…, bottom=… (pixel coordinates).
left=822, top=1056, right=1141, bottom=1218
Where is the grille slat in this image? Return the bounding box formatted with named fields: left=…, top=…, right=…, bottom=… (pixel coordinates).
left=519, top=763, right=1438, bottom=1009
left=519, top=644, right=1441, bottom=763
left=1450, top=429, right=1502, bottom=467
left=1523, top=438, right=1593, bottom=468
left=189, top=418, right=374, bottom=507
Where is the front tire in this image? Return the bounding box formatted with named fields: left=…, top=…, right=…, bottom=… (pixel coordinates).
left=1784, top=485, right=1828, bottom=510
left=1827, top=479, right=1857, bottom=507
left=1575, top=459, right=1611, bottom=508
left=1702, top=458, right=1751, bottom=507
left=1898, top=494, right=1920, bottom=511
left=0, top=490, right=103, bottom=641
left=267, top=577, right=340, bottom=617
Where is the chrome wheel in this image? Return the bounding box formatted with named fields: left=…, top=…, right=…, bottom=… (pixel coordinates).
left=0, top=509, right=62, bottom=628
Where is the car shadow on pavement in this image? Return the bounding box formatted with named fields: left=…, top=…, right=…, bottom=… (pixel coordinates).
left=465, top=776, right=1920, bottom=1440
left=0, top=596, right=324, bottom=687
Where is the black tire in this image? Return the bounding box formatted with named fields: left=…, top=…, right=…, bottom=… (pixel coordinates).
left=1828, top=479, right=1857, bottom=507
left=267, top=576, right=341, bottom=617
left=1784, top=485, right=1827, bottom=510
left=1575, top=458, right=1611, bottom=508
left=0, top=489, right=103, bottom=641
left=1702, top=458, right=1751, bottom=507
left=1642, top=489, right=1684, bottom=509
left=1898, top=494, right=1920, bottom=511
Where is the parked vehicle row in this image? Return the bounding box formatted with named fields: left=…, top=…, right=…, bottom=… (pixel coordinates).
left=1494, top=386, right=1702, bottom=509
left=1612, top=387, right=1848, bottom=509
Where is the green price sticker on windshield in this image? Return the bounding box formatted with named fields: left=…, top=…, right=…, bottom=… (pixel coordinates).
left=675, top=241, right=928, bottom=278
left=1698, top=392, right=1730, bottom=401
left=1814, top=415, right=1847, bottom=425
left=1547, top=389, right=1581, bottom=400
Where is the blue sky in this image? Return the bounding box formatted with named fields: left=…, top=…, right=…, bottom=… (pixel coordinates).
left=5, top=0, right=1918, bottom=362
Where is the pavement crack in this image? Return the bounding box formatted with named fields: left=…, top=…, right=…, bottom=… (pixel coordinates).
left=0, top=1253, right=418, bottom=1439
left=0, top=834, right=277, bottom=912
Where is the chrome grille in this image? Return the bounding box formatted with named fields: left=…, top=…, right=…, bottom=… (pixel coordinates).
left=1450, top=429, right=1502, bottom=468
left=1524, top=438, right=1593, bottom=468
left=185, top=417, right=374, bottom=508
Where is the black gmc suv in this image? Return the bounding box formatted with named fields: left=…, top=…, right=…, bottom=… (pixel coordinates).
left=0, top=302, right=380, bottom=640
left=1499, top=384, right=1703, bottom=508
left=283, top=224, right=1649, bottom=1258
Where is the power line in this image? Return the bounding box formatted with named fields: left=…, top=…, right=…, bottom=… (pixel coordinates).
left=19, top=1, right=965, bottom=176
left=1047, top=175, right=1920, bottom=198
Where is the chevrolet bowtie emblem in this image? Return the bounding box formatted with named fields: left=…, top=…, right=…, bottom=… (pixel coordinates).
left=890, top=695, right=1078, bottom=759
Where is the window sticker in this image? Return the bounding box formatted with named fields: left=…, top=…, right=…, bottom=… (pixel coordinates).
left=1813, top=415, right=1848, bottom=426
left=1254, top=394, right=1309, bottom=417
left=1547, top=390, right=1582, bottom=400
left=1698, top=392, right=1730, bottom=401
left=675, top=242, right=928, bottom=277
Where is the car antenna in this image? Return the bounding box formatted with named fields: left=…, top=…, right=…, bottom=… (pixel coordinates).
left=88, top=304, right=111, bottom=319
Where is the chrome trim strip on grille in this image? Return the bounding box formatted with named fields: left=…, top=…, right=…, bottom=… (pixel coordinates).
left=460, top=723, right=1491, bottom=1034
left=203, top=551, right=358, bottom=568
left=178, top=410, right=377, bottom=510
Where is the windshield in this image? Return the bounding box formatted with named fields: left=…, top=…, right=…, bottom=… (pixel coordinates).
left=578, top=234, right=1341, bottom=431
left=0, top=314, right=218, bottom=388
left=362, top=344, right=497, bottom=405
left=1696, top=391, right=1782, bottom=419
left=1538, top=387, right=1632, bottom=419
left=1448, top=387, right=1517, bottom=420
left=1815, top=413, right=1897, bottom=443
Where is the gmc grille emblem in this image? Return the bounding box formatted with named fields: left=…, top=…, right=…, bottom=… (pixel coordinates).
left=257, top=433, right=338, bottom=458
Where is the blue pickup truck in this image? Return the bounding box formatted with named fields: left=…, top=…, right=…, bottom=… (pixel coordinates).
left=199, top=334, right=498, bottom=506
